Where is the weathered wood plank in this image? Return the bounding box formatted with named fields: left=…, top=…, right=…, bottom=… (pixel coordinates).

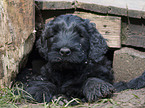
left=77, top=0, right=145, bottom=12
left=121, top=18, right=145, bottom=48
left=38, top=1, right=74, bottom=10
left=35, top=0, right=145, bottom=12
left=35, top=0, right=145, bottom=19
left=78, top=2, right=145, bottom=19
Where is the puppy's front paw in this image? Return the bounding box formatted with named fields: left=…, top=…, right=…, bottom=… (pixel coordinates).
left=26, top=86, right=53, bottom=103
left=83, top=78, right=114, bottom=102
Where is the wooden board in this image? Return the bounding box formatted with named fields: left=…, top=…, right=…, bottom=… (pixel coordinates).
left=35, top=0, right=145, bottom=19
left=121, top=17, right=145, bottom=48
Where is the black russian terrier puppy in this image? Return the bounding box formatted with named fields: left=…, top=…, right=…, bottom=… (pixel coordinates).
left=16, top=14, right=145, bottom=103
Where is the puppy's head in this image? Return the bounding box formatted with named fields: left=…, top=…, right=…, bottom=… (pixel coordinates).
left=37, top=14, right=108, bottom=64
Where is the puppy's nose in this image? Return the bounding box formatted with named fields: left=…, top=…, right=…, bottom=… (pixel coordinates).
left=60, top=47, right=71, bottom=56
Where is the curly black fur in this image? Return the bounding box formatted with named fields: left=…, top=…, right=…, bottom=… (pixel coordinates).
left=16, top=14, right=145, bottom=103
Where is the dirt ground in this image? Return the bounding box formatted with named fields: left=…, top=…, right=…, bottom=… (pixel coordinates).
left=19, top=88, right=145, bottom=108
left=113, top=88, right=145, bottom=107
left=89, top=88, right=145, bottom=108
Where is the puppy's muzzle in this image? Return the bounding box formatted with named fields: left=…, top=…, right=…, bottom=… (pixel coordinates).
left=59, top=47, right=71, bottom=56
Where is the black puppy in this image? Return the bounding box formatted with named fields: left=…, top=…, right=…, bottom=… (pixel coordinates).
left=17, top=14, right=115, bottom=102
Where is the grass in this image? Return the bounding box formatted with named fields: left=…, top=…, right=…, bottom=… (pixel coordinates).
left=0, top=85, right=82, bottom=108
left=44, top=97, right=82, bottom=108
left=0, top=83, right=119, bottom=108
left=0, top=83, right=36, bottom=108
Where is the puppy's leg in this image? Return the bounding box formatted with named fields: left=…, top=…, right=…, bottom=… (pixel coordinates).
left=83, top=78, right=114, bottom=102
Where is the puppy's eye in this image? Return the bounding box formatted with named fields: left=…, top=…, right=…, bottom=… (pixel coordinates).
left=80, top=35, right=84, bottom=38
left=49, top=35, right=54, bottom=38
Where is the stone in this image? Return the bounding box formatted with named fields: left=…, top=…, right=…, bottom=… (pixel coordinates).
left=0, top=0, right=35, bottom=87
left=113, top=47, right=145, bottom=82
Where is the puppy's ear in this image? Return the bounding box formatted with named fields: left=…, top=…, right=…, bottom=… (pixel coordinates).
left=88, top=23, right=108, bottom=62
left=36, top=23, right=50, bottom=60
